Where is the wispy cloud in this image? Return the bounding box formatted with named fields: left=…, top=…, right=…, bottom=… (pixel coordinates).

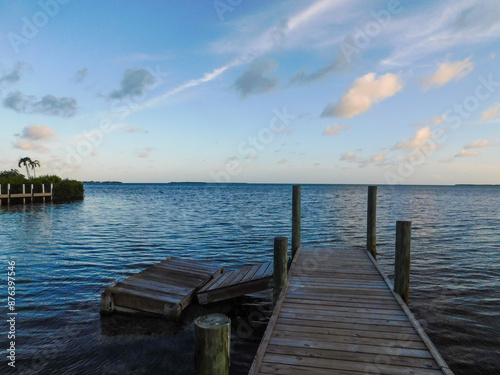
left=340, top=151, right=362, bottom=162
left=455, top=149, right=480, bottom=157
left=0, top=62, right=28, bottom=85
left=413, top=114, right=447, bottom=127
left=394, top=127, right=437, bottom=152
left=13, top=139, right=50, bottom=153
left=464, top=139, right=493, bottom=149
left=322, top=72, right=403, bottom=118
left=481, top=103, right=500, bottom=120
left=72, top=68, right=88, bottom=84
left=420, top=57, right=473, bottom=90
left=323, top=123, right=348, bottom=136
left=232, top=59, right=279, bottom=98
left=290, top=58, right=344, bottom=85
left=3, top=91, right=77, bottom=117
left=135, top=147, right=155, bottom=158
left=381, top=0, right=500, bottom=66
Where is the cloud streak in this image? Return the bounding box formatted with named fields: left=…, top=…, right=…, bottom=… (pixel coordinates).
left=420, top=57, right=474, bottom=90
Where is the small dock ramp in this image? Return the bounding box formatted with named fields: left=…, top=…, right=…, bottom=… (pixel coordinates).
left=249, top=246, right=454, bottom=375
left=100, top=257, right=224, bottom=320
left=197, top=261, right=273, bottom=304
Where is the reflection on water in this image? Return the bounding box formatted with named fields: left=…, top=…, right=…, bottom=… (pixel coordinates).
left=0, top=184, right=499, bottom=374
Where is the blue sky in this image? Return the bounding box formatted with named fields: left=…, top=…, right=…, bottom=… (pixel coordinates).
left=1, top=0, right=499, bottom=184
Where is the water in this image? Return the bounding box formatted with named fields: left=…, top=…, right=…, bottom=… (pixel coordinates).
left=1, top=183, right=499, bottom=374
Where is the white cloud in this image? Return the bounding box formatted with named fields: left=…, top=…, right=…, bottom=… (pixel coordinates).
left=455, top=149, right=480, bottom=157
left=340, top=151, right=362, bottom=162
left=321, top=73, right=403, bottom=118
left=394, top=127, right=437, bottom=152
left=465, top=139, right=493, bottom=149
left=481, top=103, right=500, bottom=120
left=13, top=139, right=50, bottom=153
left=323, top=123, right=348, bottom=136
left=413, top=114, right=447, bottom=127
left=420, top=57, right=474, bottom=90
left=371, top=151, right=387, bottom=163
left=19, top=124, right=57, bottom=140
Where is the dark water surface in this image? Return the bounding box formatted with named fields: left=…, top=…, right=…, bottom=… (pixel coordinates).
left=1, top=183, right=499, bottom=374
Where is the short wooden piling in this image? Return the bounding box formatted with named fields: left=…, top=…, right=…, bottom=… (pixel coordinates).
left=395, top=221, right=411, bottom=305
left=22, top=184, right=26, bottom=204
left=42, top=184, right=45, bottom=203
left=194, top=313, right=230, bottom=375
left=51, top=184, right=54, bottom=201
left=273, top=237, right=288, bottom=304
left=292, top=185, right=301, bottom=259
left=7, top=184, right=11, bottom=206
left=31, top=184, right=34, bottom=203
left=367, top=186, right=377, bottom=259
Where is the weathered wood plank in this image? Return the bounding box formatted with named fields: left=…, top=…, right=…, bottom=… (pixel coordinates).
left=101, top=257, right=223, bottom=320
left=249, top=246, right=453, bottom=375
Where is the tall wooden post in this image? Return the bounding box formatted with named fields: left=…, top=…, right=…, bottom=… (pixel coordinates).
left=42, top=184, right=45, bottom=203
left=8, top=184, right=11, bottom=206
left=22, top=184, right=26, bottom=204
left=367, top=186, right=377, bottom=259
left=395, top=221, right=411, bottom=305
left=273, top=237, right=288, bottom=304
left=194, top=313, right=230, bottom=375
left=51, top=184, right=54, bottom=202
left=0, top=185, right=2, bottom=206
left=31, top=184, right=34, bottom=203
left=292, top=185, right=301, bottom=259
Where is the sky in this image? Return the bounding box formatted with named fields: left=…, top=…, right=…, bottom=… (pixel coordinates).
left=0, top=0, right=499, bottom=184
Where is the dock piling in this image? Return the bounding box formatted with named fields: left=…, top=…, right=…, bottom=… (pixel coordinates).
left=7, top=184, right=11, bottom=206
left=42, top=184, right=45, bottom=203
left=395, top=220, right=411, bottom=305
left=22, top=184, right=26, bottom=204
left=273, top=237, right=288, bottom=304
left=367, top=186, right=377, bottom=259
left=292, top=185, right=301, bottom=259
left=194, top=314, right=230, bottom=375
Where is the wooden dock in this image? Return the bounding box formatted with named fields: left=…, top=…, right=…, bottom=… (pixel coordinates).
left=100, top=256, right=224, bottom=320
left=249, top=246, right=454, bottom=375
left=0, top=183, right=53, bottom=205
left=197, top=261, right=273, bottom=305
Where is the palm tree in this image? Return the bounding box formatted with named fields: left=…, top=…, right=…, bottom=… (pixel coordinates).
left=29, top=160, right=40, bottom=178
left=18, top=157, right=32, bottom=179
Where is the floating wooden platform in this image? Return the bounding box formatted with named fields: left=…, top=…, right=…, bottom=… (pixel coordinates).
left=100, top=256, right=224, bottom=320
left=197, top=261, right=273, bottom=305
left=249, top=246, right=454, bottom=375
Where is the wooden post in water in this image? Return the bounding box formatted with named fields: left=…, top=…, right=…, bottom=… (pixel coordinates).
left=51, top=183, right=54, bottom=202
left=8, top=184, right=11, bottom=206
left=367, top=186, right=377, bottom=259
left=31, top=184, right=34, bottom=203
left=0, top=185, right=2, bottom=206
left=42, top=184, right=45, bottom=203
left=22, top=184, right=26, bottom=204
left=194, top=313, right=230, bottom=375
left=273, top=237, right=288, bottom=304
left=292, top=185, right=301, bottom=259
left=395, top=221, right=411, bottom=305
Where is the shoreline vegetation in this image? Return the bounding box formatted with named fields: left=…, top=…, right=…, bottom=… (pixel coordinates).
left=0, top=168, right=84, bottom=205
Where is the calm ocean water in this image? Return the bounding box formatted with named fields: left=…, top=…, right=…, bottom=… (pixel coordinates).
left=0, top=183, right=499, bottom=374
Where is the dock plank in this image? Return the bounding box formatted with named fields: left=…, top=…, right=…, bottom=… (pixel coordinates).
left=100, top=256, right=223, bottom=320
left=197, top=261, right=273, bottom=305
left=249, top=247, right=454, bottom=375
